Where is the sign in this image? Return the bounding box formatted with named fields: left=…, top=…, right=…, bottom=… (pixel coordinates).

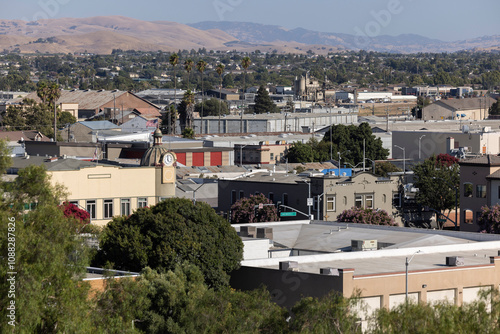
left=280, top=212, right=297, bottom=217
left=307, top=198, right=313, bottom=206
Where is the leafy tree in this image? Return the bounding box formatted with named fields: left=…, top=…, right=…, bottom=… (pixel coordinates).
left=289, top=291, right=362, bottom=334
left=231, top=193, right=279, bottom=224
left=0, top=163, right=93, bottom=332
left=94, top=198, right=243, bottom=289
left=287, top=141, right=314, bottom=163
left=254, top=85, right=278, bottom=114
left=337, top=207, right=397, bottom=226
left=59, top=201, right=90, bottom=228
left=413, top=155, right=460, bottom=228
left=489, top=99, right=500, bottom=116
left=374, top=161, right=401, bottom=177
left=162, top=104, right=178, bottom=135
left=57, top=111, right=77, bottom=127
left=477, top=204, right=500, bottom=233
left=435, top=153, right=459, bottom=167
left=181, top=127, right=194, bottom=139
left=194, top=98, right=229, bottom=117
left=179, top=90, right=194, bottom=130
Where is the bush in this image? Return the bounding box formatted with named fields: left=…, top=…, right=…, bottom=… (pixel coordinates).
left=337, top=207, right=397, bottom=226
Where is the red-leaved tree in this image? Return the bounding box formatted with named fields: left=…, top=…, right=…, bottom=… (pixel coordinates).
left=478, top=204, right=500, bottom=234
left=59, top=201, right=90, bottom=228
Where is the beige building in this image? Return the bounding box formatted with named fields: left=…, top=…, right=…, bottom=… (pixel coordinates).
left=234, top=142, right=290, bottom=165
left=310, top=172, right=402, bottom=224
left=9, top=130, right=177, bottom=226
left=422, top=97, right=496, bottom=121
left=231, top=221, right=500, bottom=328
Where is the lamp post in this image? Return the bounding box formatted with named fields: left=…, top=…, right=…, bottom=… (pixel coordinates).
left=394, top=145, right=406, bottom=177
left=432, top=176, right=458, bottom=230
left=406, top=250, right=421, bottom=304
left=239, top=144, right=248, bottom=166
left=418, top=135, right=426, bottom=160
left=337, top=150, right=350, bottom=177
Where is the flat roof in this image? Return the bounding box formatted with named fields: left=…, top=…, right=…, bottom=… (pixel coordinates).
left=238, top=221, right=500, bottom=276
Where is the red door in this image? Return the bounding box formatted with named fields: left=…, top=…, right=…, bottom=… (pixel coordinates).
left=176, top=152, right=186, bottom=166
left=210, top=151, right=222, bottom=166
left=192, top=152, right=204, bottom=166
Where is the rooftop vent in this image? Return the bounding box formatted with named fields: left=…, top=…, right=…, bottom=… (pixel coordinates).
left=320, top=267, right=340, bottom=276
left=446, top=256, right=464, bottom=266
left=279, top=261, right=299, bottom=272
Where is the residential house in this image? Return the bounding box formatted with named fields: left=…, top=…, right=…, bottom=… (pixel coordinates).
left=61, top=121, right=120, bottom=143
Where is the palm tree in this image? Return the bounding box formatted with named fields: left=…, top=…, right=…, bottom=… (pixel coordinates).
left=196, top=60, right=207, bottom=134
left=240, top=56, right=251, bottom=133
left=184, top=59, right=194, bottom=91
left=183, top=90, right=195, bottom=130
left=169, top=53, right=179, bottom=134
left=216, top=64, right=225, bottom=134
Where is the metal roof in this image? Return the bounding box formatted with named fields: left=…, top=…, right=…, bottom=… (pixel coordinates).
left=79, top=121, right=119, bottom=130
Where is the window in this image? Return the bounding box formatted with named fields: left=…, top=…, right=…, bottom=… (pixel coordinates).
left=464, top=183, right=473, bottom=198
left=86, top=200, right=96, bottom=219
left=463, top=209, right=474, bottom=224
left=282, top=193, right=288, bottom=206
left=355, top=194, right=374, bottom=209
left=383, top=194, right=386, bottom=203
left=231, top=190, right=237, bottom=204
left=269, top=192, right=274, bottom=203
left=326, top=195, right=336, bottom=211
left=69, top=201, right=78, bottom=206
left=355, top=195, right=363, bottom=208
left=138, top=197, right=148, bottom=208
left=270, top=153, right=274, bottom=161
left=103, top=199, right=113, bottom=219
left=255, top=191, right=260, bottom=196
left=365, top=195, right=374, bottom=209
left=121, top=198, right=131, bottom=216
left=476, top=185, right=486, bottom=198
left=239, top=190, right=245, bottom=199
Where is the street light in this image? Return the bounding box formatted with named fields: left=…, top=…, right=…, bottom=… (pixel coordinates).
left=337, top=150, right=350, bottom=177
left=406, top=250, right=421, bottom=304
left=394, top=145, right=406, bottom=177
left=238, top=144, right=248, bottom=166
left=432, top=177, right=458, bottom=230
left=418, top=135, right=426, bottom=160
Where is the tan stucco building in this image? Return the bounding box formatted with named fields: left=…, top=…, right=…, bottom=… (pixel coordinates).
left=422, top=97, right=496, bottom=121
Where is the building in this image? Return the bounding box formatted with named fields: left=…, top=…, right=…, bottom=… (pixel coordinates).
left=120, top=115, right=159, bottom=132
left=0, top=130, right=50, bottom=156
left=230, top=221, right=500, bottom=328
left=234, top=142, right=290, bottom=165
left=422, top=97, right=496, bottom=121
left=206, top=89, right=240, bottom=101
left=294, top=74, right=324, bottom=102
left=25, top=89, right=160, bottom=120
left=61, top=121, right=120, bottom=143
left=310, top=171, right=402, bottom=224
left=459, top=155, right=500, bottom=232
left=194, top=108, right=358, bottom=135
left=218, top=172, right=311, bottom=221
left=392, top=127, right=500, bottom=160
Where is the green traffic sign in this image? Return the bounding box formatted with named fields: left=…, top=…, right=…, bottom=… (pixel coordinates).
left=280, top=212, right=297, bottom=217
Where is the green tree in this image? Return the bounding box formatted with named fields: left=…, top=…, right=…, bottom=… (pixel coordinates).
left=413, top=155, right=460, bottom=228
left=289, top=291, right=362, bottom=334
left=194, top=98, right=229, bottom=117
left=489, top=99, right=500, bottom=116
left=374, top=161, right=401, bottom=177
left=196, top=60, right=208, bottom=133
left=231, top=193, right=279, bottom=224
left=169, top=53, right=180, bottom=134
left=181, top=127, right=194, bottom=139
left=179, top=89, right=194, bottom=130
left=254, top=85, right=278, bottom=114
left=287, top=141, right=314, bottom=163
left=94, top=198, right=243, bottom=289
left=57, top=111, right=77, bottom=127
left=184, top=58, right=194, bottom=90
left=337, top=207, right=397, bottom=226
left=0, top=164, right=93, bottom=332
left=241, top=56, right=252, bottom=95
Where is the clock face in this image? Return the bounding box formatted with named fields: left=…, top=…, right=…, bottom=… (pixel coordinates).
left=163, top=153, right=174, bottom=166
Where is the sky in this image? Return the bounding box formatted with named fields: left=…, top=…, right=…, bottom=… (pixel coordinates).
left=1, top=0, right=499, bottom=42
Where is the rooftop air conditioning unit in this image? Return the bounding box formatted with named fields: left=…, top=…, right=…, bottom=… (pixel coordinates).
left=446, top=256, right=464, bottom=266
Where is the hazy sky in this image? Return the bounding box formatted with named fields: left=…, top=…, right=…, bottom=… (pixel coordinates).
left=2, top=0, right=499, bottom=41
